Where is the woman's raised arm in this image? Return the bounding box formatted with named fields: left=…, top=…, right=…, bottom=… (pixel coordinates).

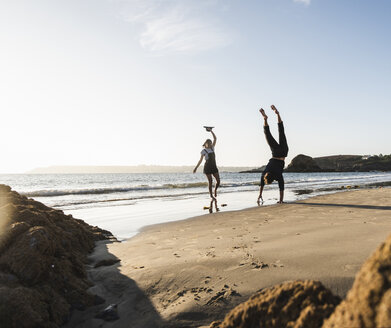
left=210, top=130, right=217, bottom=147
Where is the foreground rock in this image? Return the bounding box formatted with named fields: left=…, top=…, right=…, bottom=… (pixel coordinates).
left=210, top=280, right=340, bottom=328
left=323, top=232, right=391, bottom=328
left=0, top=184, right=113, bottom=327
left=211, top=231, right=391, bottom=328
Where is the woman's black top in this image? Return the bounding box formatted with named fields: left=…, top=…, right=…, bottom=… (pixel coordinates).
left=201, top=148, right=219, bottom=174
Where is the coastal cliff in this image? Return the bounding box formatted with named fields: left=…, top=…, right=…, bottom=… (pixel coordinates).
left=0, top=185, right=113, bottom=327
left=284, top=154, right=322, bottom=172
left=242, top=154, right=391, bottom=173
left=286, top=154, right=391, bottom=172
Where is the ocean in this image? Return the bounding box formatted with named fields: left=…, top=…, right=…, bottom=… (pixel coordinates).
left=2, top=172, right=391, bottom=240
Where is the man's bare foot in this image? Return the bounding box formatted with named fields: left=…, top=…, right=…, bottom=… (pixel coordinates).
left=271, top=105, right=279, bottom=115
left=259, top=108, right=268, bottom=119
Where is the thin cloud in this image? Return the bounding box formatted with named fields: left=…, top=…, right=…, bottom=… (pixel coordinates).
left=114, top=0, right=232, bottom=54
left=294, top=0, right=311, bottom=5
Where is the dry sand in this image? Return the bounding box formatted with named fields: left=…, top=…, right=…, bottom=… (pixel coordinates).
left=65, top=188, right=391, bottom=328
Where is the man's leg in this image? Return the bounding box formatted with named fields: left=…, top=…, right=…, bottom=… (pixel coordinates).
left=271, top=105, right=288, bottom=149
left=271, top=105, right=282, bottom=123
left=260, top=108, right=279, bottom=149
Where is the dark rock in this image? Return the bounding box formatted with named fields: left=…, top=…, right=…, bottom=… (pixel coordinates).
left=0, top=286, right=49, bottom=328
left=210, top=280, right=340, bottom=328
left=323, top=233, right=391, bottom=328
left=294, top=189, right=314, bottom=195
left=285, top=154, right=391, bottom=172
left=314, top=154, right=391, bottom=172
left=94, top=258, right=120, bottom=268
left=210, top=232, right=391, bottom=328
left=93, top=294, right=106, bottom=305
left=0, top=184, right=114, bottom=327
left=313, top=155, right=363, bottom=171
left=95, top=304, right=119, bottom=321
left=285, top=154, right=322, bottom=172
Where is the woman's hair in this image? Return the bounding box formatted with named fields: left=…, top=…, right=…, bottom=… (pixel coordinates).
left=264, top=172, right=274, bottom=185
left=203, top=139, right=212, bottom=148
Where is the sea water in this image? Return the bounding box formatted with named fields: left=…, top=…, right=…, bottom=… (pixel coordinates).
left=1, top=172, right=391, bottom=240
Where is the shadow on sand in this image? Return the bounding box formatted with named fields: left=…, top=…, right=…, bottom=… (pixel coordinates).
left=294, top=202, right=391, bottom=211
left=64, top=240, right=166, bottom=328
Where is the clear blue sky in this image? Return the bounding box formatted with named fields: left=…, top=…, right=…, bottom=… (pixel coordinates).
left=0, top=0, right=390, bottom=172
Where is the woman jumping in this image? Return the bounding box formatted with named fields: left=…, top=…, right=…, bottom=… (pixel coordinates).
left=193, top=128, right=220, bottom=200
left=258, top=105, right=289, bottom=204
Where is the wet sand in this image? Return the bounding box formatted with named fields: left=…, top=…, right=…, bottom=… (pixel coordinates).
left=65, top=188, right=391, bottom=328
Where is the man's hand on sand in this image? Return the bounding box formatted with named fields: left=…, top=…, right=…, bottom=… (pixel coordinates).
left=193, top=168, right=197, bottom=174
left=257, top=196, right=264, bottom=205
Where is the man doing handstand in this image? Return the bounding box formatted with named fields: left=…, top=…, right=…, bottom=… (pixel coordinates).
left=258, top=105, right=289, bottom=204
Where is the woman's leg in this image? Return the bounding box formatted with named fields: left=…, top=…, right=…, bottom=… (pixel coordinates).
left=205, top=174, right=216, bottom=200
left=212, top=172, right=220, bottom=197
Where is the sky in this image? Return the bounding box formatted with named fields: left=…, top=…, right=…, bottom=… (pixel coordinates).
left=0, top=0, right=390, bottom=173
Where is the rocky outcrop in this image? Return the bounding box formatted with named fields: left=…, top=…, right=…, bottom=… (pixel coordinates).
left=285, top=154, right=391, bottom=172
left=242, top=154, right=391, bottom=173
left=323, top=232, right=391, bottom=328
left=313, top=155, right=364, bottom=171
left=0, top=185, right=113, bottom=328
left=351, top=155, right=391, bottom=171
left=211, top=232, right=391, bottom=328
left=210, top=280, right=340, bottom=328
left=285, top=154, right=322, bottom=172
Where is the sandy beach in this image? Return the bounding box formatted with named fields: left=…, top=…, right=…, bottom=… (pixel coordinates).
left=65, top=188, right=391, bottom=328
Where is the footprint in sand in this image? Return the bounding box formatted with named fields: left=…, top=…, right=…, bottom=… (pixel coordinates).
left=232, top=244, right=248, bottom=251
left=240, top=252, right=269, bottom=269
left=205, top=251, right=216, bottom=258
left=175, top=286, right=215, bottom=304
left=206, top=286, right=241, bottom=306
left=272, top=260, right=284, bottom=268
left=251, top=262, right=269, bottom=269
